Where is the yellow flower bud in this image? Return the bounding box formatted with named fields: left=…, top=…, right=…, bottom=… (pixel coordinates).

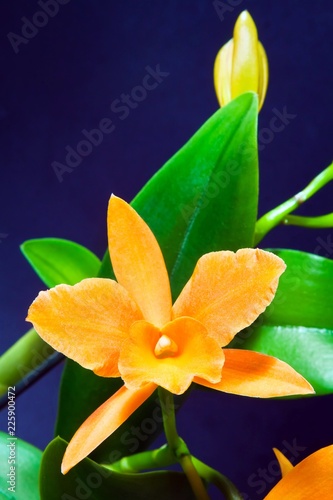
left=214, top=11, right=268, bottom=110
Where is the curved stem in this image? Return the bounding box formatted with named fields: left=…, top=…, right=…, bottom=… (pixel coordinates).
left=254, top=162, right=333, bottom=245
left=107, top=388, right=241, bottom=500
left=158, top=387, right=210, bottom=500
left=192, top=456, right=243, bottom=500
left=179, top=454, right=210, bottom=500
left=107, top=444, right=175, bottom=473
left=158, top=387, right=181, bottom=448
left=282, top=213, right=333, bottom=228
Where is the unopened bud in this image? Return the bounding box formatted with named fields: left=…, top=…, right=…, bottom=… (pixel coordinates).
left=214, top=11, right=268, bottom=111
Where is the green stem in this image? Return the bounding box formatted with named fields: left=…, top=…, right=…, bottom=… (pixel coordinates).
left=282, top=213, right=333, bottom=228
left=158, top=387, right=180, bottom=448
left=158, top=387, right=210, bottom=500
left=192, top=457, right=243, bottom=500
left=106, top=389, right=242, bottom=500
left=254, top=162, right=333, bottom=245
left=0, top=328, right=62, bottom=408
left=107, top=444, right=175, bottom=473
left=179, top=454, right=210, bottom=500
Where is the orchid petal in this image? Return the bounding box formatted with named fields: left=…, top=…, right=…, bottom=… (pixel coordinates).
left=119, top=318, right=225, bottom=395
left=173, top=249, right=286, bottom=346
left=273, top=448, right=294, bottom=477
left=195, top=349, right=314, bottom=397
left=231, top=10, right=259, bottom=98
left=27, top=278, right=143, bottom=377
left=108, top=195, right=172, bottom=327
left=61, top=383, right=157, bottom=474
left=214, top=39, right=233, bottom=107
left=264, top=445, right=333, bottom=499
left=257, top=41, right=269, bottom=109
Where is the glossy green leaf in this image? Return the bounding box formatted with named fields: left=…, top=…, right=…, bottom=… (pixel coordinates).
left=21, top=238, right=101, bottom=288
left=100, top=92, right=258, bottom=298
left=231, top=249, right=333, bottom=395
left=0, top=431, right=42, bottom=499
left=40, top=437, right=195, bottom=500
left=56, top=93, right=259, bottom=460
left=0, top=239, right=101, bottom=397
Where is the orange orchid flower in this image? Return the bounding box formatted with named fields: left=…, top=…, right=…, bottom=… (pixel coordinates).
left=27, top=195, right=314, bottom=474
left=264, top=445, right=333, bottom=499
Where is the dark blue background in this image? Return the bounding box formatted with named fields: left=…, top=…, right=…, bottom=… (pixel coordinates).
left=1, top=1, right=333, bottom=498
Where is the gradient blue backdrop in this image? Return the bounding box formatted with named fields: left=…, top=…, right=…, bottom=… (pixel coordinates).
left=1, top=1, right=333, bottom=498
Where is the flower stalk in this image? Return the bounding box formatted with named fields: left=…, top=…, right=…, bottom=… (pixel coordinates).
left=107, top=444, right=175, bottom=473
left=158, top=387, right=210, bottom=500
left=255, top=161, right=333, bottom=245
left=282, top=212, right=333, bottom=228
left=108, top=442, right=243, bottom=500
left=192, top=457, right=243, bottom=500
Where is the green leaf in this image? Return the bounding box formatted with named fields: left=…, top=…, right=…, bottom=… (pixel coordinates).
left=0, top=239, right=101, bottom=396
left=56, top=93, right=259, bottom=460
left=21, top=238, right=101, bottom=288
left=40, top=437, right=195, bottom=500
left=0, top=431, right=42, bottom=499
left=100, top=92, right=258, bottom=298
left=231, top=249, right=333, bottom=395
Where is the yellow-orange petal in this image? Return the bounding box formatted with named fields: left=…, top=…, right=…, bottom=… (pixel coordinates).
left=119, top=318, right=225, bottom=395
left=107, top=195, right=172, bottom=327
left=195, top=349, right=314, bottom=398
left=273, top=448, right=294, bottom=478
left=257, top=41, right=269, bottom=110
left=264, top=445, right=333, bottom=499
left=61, top=383, right=156, bottom=474
left=27, top=278, right=143, bottom=377
left=214, top=38, right=233, bottom=107
left=173, top=249, right=286, bottom=347
left=231, top=11, right=259, bottom=99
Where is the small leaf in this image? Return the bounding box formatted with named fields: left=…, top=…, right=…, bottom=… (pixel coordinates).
left=0, top=431, right=42, bottom=500
left=21, top=238, right=101, bottom=288
left=0, top=239, right=101, bottom=396
left=231, top=249, right=333, bottom=395
left=40, top=437, right=195, bottom=500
